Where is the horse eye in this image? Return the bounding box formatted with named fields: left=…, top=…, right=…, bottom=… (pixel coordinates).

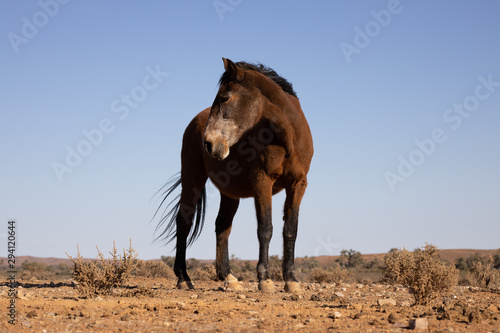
left=220, top=96, right=230, bottom=104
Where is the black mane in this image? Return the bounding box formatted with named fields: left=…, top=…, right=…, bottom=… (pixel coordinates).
left=219, top=61, right=297, bottom=97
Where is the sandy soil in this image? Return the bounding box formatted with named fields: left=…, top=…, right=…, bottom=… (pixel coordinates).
left=1, top=277, right=499, bottom=332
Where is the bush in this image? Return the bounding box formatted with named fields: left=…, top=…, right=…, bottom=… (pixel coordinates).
left=309, top=267, right=351, bottom=285
left=133, top=260, right=175, bottom=279
left=66, top=240, right=138, bottom=297
left=468, top=257, right=499, bottom=289
left=383, top=244, right=458, bottom=305
left=19, top=262, right=52, bottom=280
left=191, top=264, right=217, bottom=281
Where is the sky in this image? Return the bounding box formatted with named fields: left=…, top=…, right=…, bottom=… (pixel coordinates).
left=1, top=1, right=499, bottom=261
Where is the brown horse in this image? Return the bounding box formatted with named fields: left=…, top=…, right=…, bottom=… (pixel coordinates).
left=155, top=58, right=313, bottom=293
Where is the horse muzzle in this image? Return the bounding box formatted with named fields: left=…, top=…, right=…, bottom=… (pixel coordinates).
left=204, top=139, right=229, bottom=160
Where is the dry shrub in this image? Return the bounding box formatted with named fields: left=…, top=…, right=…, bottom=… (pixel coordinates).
left=309, top=267, right=351, bottom=285
left=383, top=244, right=458, bottom=305
left=19, top=262, right=52, bottom=280
left=191, top=264, right=217, bottom=281
left=468, top=257, right=499, bottom=289
left=133, top=260, right=175, bottom=279
left=66, top=240, right=138, bottom=297
left=236, top=271, right=255, bottom=282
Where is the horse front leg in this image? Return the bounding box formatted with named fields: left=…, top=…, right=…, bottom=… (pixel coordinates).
left=253, top=175, right=275, bottom=292
left=282, top=178, right=308, bottom=293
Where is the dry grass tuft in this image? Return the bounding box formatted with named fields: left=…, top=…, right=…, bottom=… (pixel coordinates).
left=383, top=244, right=458, bottom=305
left=66, top=240, right=138, bottom=297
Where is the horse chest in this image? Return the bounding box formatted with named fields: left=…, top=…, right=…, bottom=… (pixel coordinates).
left=204, top=145, right=287, bottom=198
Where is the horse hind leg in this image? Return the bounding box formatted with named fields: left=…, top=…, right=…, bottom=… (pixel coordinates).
left=215, top=194, right=243, bottom=291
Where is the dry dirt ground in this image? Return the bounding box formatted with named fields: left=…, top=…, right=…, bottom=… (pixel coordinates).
left=1, top=277, right=499, bottom=332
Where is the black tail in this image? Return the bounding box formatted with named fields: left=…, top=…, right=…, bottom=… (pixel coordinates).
left=153, top=173, right=207, bottom=247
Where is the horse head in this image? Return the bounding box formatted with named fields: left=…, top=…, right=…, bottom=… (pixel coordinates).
left=202, top=58, right=264, bottom=160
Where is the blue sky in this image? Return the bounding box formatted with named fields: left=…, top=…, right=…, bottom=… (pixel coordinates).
left=1, top=1, right=499, bottom=260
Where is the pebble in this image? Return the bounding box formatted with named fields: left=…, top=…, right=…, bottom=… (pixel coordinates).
left=334, top=292, right=345, bottom=298
left=409, top=318, right=428, bottom=330
left=378, top=298, right=397, bottom=306
left=332, top=311, right=342, bottom=318
left=388, top=312, right=404, bottom=324
left=237, top=294, right=246, bottom=300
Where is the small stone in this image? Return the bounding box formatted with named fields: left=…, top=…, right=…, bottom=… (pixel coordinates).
left=468, top=310, right=484, bottom=324
left=356, top=284, right=364, bottom=289
left=237, top=294, right=246, bottom=300
left=120, top=314, right=131, bottom=321
left=352, top=303, right=363, bottom=311
left=409, top=318, right=428, bottom=330
left=486, top=304, right=499, bottom=313
left=378, top=298, right=397, bottom=306
left=401, top=301, right=412, bottom=307
left=341, top=287, right=347, bottom=292
left=353, top=312, right=365, bottom=320
left=388, top=313, right=403, bottom=324
left=332, top=311, right=342, bottom=318
left=27, top=310, right=37, bottom=318
left=334, top=292, right=344, bottom=298
left=189, top=294, right=199, bottom=299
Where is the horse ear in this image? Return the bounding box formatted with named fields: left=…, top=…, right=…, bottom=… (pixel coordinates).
left=222, top=57, right=244, bottom=81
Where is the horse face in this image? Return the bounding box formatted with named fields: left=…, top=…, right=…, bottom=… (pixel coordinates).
left=203, top=59, right=262, bottom=160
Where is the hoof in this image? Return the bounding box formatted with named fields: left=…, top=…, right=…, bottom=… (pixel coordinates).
left=284, top=281, right=302, bottom=294
left=225, top=274, right=244, bottom=292
left=177, top=280, right=194, bottom=290
left=258, top=279, right=275, bottom=293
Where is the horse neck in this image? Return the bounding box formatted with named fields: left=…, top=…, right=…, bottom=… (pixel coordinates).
left=249, top=73, right=297, bottom=115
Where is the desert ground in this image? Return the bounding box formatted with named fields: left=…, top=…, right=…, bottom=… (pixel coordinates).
left=1, top=276, right=499, bottom=332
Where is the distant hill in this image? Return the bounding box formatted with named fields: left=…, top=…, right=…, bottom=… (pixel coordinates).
left=1, top=249, right=497, bottom=267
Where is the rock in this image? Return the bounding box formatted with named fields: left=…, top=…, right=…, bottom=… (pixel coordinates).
left=388, top=312, right=404, bottom=324
left=378, top=298, right=397, bottom=306
left=332, top=311, right=342, bottom=319
left=237, top=294, right=246, bottom=300
left=310, top=294, right=323, bottom=302
left=27, top=310, right=37, bottom=318
left=353, top=312, right=365, bottom=320
left=351, top=303, right=363, bottom=311
left=334, top=292, right=344, bottom=298
left=190, top=294, right=199, bottom=299
left=120, top=314, right=132, bottom=321
left=401, top=301, right=412, bottom=307
left=486, top=304, right=499, bottom=313
left=468, top=310, right=484, bottom=324
left=409, top=318, right=428, bottom=330
left=356, top=284, right=364, bottom=289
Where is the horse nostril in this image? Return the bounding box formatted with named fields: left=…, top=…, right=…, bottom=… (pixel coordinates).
left=204, top=141, right=213, bottom=155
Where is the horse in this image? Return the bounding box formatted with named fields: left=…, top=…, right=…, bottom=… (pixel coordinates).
left=155, top=58, right=313, bottom=293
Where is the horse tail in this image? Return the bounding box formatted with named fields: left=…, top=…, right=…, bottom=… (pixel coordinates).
left=153, top=173, right=207, bottom=247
